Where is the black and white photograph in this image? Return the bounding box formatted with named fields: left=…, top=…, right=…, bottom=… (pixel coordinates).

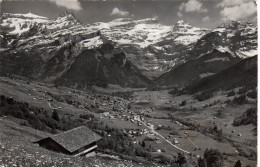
left=0, top=0, right=258, bottom=166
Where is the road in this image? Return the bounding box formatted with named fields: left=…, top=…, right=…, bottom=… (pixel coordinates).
left=47, top=102, right=60, bottom=110
left=138, top=118, right=191, bottom=154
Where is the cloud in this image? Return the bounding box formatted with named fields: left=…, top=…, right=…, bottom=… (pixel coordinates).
left=48, top=0, right=82, bottom=11
left=177, top=11, right=183, bottom=17
left=180, top=0, right=207, bottom=13
left=110, top=8, right=129, bottom=17
left=218, top=0, right=257, bottom=21
left=217, top=0, right=249, bottom=8
left=178, top=0, right=207, bottom=17
left=202, top=16, right=210, bottom=22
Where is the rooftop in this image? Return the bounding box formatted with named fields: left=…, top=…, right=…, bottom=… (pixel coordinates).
left=36, top=126, right=102, bottom=153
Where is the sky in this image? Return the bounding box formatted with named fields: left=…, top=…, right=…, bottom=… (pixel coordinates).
left=2, top=0, right=257, bottom=29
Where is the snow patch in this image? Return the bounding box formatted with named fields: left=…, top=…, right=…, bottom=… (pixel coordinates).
left=238, top=49, right=258, bottom=57
left=199, top=73, right=215, bottom=79
left=79, top=36, right=103, bottom=49
left=204, top=57, right=230, bottom=63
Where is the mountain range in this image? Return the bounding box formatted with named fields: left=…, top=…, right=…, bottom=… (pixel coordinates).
left=0, top=11, right=257, bottom=89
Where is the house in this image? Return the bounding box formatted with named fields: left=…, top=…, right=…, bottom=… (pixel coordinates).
left=34, top=126, right=102, bottom=157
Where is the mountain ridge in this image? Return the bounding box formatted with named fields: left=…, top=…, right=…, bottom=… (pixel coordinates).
left=0, top=12, right=257, bottom=87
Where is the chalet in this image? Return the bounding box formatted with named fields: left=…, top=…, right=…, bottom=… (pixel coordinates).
left=35, top=126, right=101, bottom=157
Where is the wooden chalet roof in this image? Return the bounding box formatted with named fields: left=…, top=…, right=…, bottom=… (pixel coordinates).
left=36, top=126, right=101, bottom=153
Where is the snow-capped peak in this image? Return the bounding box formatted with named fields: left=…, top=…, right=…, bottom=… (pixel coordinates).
left=58, top=11, right=77, bottom=20
left=174, top=20, right=194, bottom=29
left=86, top=17, right=172, bottom=48
left=19, top=12, right=48, bottom=19
left=167, top=20, right=209, bottom=45
left=2, top=12, right=48, bottom=20
left=1, top=13, right=49, bottom=36
left=175, top=20, right=189, bottom=26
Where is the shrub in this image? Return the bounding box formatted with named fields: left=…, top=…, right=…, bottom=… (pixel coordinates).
left=198, top=157, right=206, bottom=167
left=168, top=88, right=179, bottom=95
left=204, top=148, right=223, bottom=167
left=195, top=91, right=213, bottom=101
left=233, top=94, right=247, bottom=104
left=52, top=110, right=60, bottom=122
left=238, top=87, right=248, bottom=94
left=233, top=107, right=257, bottom=126
left=79, top=113, right=94, bottom=120
left=227, top=90, right=235, bottom=97
left=234, top=160, right=242, bottom=167
left=176, top=153, right=187, bottom=165
left=179, top=100, right=187, bottom=106
left=141, top=141, right=146, bottom=148
left=246, top=90, right=257, bottom=99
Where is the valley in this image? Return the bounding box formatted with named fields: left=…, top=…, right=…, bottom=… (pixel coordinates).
left=0, top=9, right=257, bottom=167
left=0, top=75, right=257, bottom=166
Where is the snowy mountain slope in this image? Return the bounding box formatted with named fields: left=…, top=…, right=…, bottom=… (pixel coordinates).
left=86, top=18, right=208, bottom=48
left=84, top=18, right=209, bottom=77
left=87, top=18, right=172, bottom=48
left=165, top=20, right=209, bottom=45
left=191, top=21, right=257, bottom=59
left=1, top=13, right=48, bottom=36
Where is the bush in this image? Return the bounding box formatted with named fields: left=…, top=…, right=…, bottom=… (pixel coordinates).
left=246, top=90, right=257, bottom=99
left=168, top=88, right=179, bottom=95
left=79, top=113, right=94, bottom=120
left=234, top=160, right=242, bottom=167
left=204, top=148, right=223, bottom=167
left=227, top=90, right=235, bottom=97
left=52, top=110, right=60, bottom=122
left=179, top=100, right=187, bottom=106
left=198, top=157, right=206, bottom=167
left=233, top=107, right=257, bottom=126
left=233, top=94, right=247, bottom=104
left=195, top=91, right=213, bottom=101
left=176, top=153, right=187, bottom=165
left=238, top=87, right=248, bottom=94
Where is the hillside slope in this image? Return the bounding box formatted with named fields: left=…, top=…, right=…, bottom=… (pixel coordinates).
left=186, top=55, right=257, bottom=93
left=156, top=49, right=241, bottom=87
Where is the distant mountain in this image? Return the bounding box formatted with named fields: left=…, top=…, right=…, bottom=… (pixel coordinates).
left=185, top=55, right=257, bottom=93
left=86, top=18, right=257, bottom=78
left=190, top=21, right=257, bottom=59
left=86, top=18, right=209, bottom=78
left=156, top=49, right=241, bottom=87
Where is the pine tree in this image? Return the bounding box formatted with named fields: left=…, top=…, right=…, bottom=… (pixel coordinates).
left=52, top=110, right=60, bottom=122
left=234, top=160, right=242, bottom=167
left=141, top=141, right=146, bottom=148
left=176, top=153, right=187, bottom=165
